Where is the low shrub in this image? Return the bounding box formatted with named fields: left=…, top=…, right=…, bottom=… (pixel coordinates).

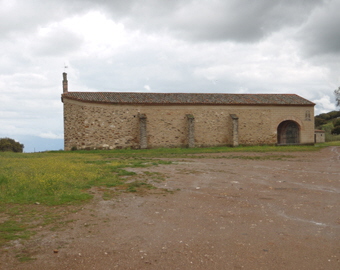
left=0, top=138, right=24, bottom=152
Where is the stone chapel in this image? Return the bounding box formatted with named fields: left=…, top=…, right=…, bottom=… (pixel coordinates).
left=61, top=73, right=315, bottom=150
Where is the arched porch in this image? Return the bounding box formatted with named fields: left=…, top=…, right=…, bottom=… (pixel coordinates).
left=277, top=120, right=300, bottom=145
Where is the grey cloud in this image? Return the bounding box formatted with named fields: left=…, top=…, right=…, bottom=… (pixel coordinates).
left=94, top=0, right=324, bottom=42
left=0, top=0, right=93, bottom=39
left=171, top=0, right=323, bottom=42
left=298, top=0, right=340, bottom=57
left=0, top=1, right=59, bottom=37
left=1, top=0, right=325, bottom=43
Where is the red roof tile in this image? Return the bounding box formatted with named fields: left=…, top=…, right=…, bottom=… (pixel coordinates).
left=62, top=92, right=315, bottom=106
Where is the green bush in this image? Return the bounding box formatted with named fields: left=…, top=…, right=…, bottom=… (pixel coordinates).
left=315, top=117, right=327, bottom=128
left=333, top=118, right=340, bottom=127
left=0, top=138, right=24, bottom=152
left=317, top=113, right=329, bottom=120
left=321, top=122, right=334, bottom=133
left=331, top=126, right=340, bottom=135
left=328, top=111, right=340, bottom=119
left=316, top=111, right=340, bottom=121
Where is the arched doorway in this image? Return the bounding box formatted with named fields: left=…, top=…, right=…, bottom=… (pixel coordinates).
left=277, top=120, right=300, bottom=145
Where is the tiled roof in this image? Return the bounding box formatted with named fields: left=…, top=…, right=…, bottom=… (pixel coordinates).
left=62, top=92, right=315, bottom=106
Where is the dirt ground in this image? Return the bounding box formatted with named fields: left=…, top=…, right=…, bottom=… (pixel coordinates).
left=1, top=147, right=340, bottom=270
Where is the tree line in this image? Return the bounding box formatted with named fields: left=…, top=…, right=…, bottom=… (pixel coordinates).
left=0, top=138, right=24, bottom=152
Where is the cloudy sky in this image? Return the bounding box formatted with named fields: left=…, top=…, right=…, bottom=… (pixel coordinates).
left=1, top=0, right=340, bottom=152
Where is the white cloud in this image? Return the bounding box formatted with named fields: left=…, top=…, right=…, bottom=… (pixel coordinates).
left=313, top=95, right=337, bottom=115
left=63, top=11, right=128, bottom=58
left=39, top=132, right=63, bottom=139
left=32, top=26, right=83, bottom=57
left=1, top=0, right=339, bottom=151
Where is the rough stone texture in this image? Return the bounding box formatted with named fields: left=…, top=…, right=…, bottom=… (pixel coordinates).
left=63, top=99, right=315, bottom=150
left=62, top=73, right=68, bottom=93
left=139, top=114, right=148, bottom=149
left=186, top=114, right=195, bottom=148
left=315, top=130, right=326, bottom=143
left=230, top=114, right=239, bottom=147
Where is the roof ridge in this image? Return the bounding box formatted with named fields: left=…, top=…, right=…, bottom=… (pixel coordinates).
left=62, top=92, right=315, bottom=106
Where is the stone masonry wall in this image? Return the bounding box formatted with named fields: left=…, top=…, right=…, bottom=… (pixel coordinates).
left=315, top=131, right=325, bottom=143
left=63, top=99, right=314, bottom=150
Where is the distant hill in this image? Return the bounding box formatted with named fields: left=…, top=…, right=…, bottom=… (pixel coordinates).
left=315, top=110, right=340, bottom=141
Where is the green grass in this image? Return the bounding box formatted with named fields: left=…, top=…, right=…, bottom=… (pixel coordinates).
left=1, top=143, right=336, bottom=207
left=326, top=133, right=340, bottom=142
left=59, top=143, right=327, bottom=158
left=126, top=181, right=156, bottom=192
left=0, top=151, right=173, bottom=253
left=0, top=220, right=32, bottom=244
left=320, top=141, right=340, bottom=146
left=1, top=144, right=333, bottom=206
left=16, top=255, right=37, bottom=263
left=0, top=152, right=170, bottom=206
left=1, top=143, right=339, bottom=255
